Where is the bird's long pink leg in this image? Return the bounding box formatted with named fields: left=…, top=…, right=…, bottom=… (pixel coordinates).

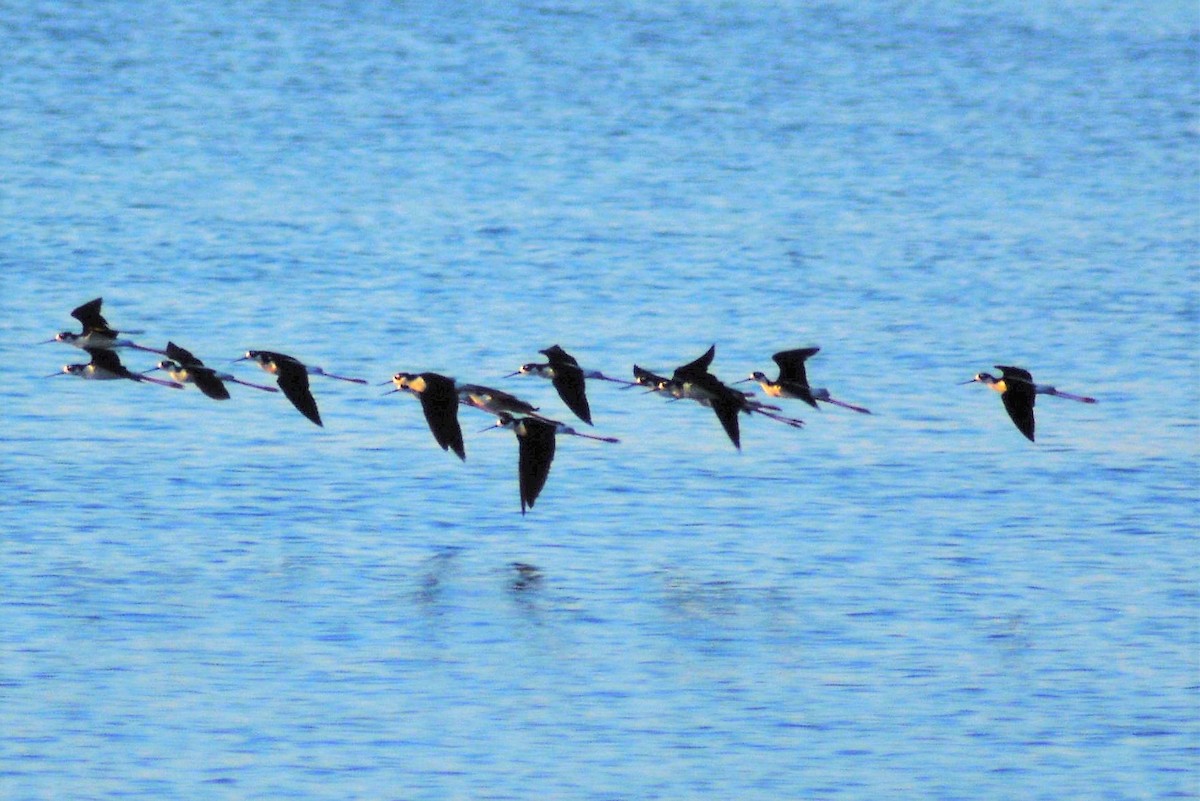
left=140, top=374, right=184, bottom=389
left=592, top=373, right=638, bottom=387
left=1046, top=388, right=1097, bottom=404
left=311, top=367, right=368, bottom=384
left=825, top=396, right=873, bottom=414
left=564, top=430, right=620, bottom=443
left=752, top=408, right=805, bottom=428
left=744, top=399, right=783, bottom=412
left=227, top=377, right=279, bottom=393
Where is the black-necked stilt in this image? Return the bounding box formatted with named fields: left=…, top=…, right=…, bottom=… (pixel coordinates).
left=743, top=347, right=872, bottom=414
left=456, top=383, right=544, bottom=419
left=659, top=345, right=747, bottom=448
left=495, top=413, right=557, bottom=514
left=48, top=348, right=183, bottom=388
left=962, top=365, right=1097, bottom=442
left=481, top=412, right=620, bottom=514
left=235, top=351, right=325, bottom=426
left=42, top=297, right=166, bottom=354
left=506, top=345, right=638, bottom=417
left=649, top=345, right=805, bottom=449
left=482, top=411, right=620, bottom=444
left=148, top=342, right=279, bottom=400
left=505, top=345, right=595, bottom=425
left=383, top=371, right=466, bottom=460
left=632, top=364, right=672, bottom=393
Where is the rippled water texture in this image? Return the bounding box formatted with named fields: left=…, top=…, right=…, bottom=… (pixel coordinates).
left=2, top=2, right=1197, bottom=799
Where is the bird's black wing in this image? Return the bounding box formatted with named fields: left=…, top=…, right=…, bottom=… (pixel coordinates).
left=672, top=344, right=717, bottom=381
left=419, top=373, right=465, bottom=460
left=165, top=341, right=204, bottom=367
left=275, top=362, right=322, bottom=426
left=996, top=365, right=1034, bottom=384
left=191, top=367, right=231, bottom=400
left=71, top=297, right=117, bottom=336
left=88, top=347, right=124, bottom=373
left=540, top=345, right=580, bottom=368
left=772, top=347, right=819, bottom=385
left=550, top=363, right=592, bottom=425
left=1000, top=389, right=1035, bottom=441
left=516, top=418, right=557, bottom=513
left=709, top=393, right=743, bottom=450
left=996, top=368, right=1036, bottom=442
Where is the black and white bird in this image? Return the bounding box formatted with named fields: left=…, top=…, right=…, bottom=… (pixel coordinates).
left=477, top=410, right=619, bottom=514
left=743, top=347, right=871, bottom=414
left=505, top=345, right=594, bottom=425
left=49, top=347, right=183, bottom=388
left=493, top=413, right=558, bottom=514
left=149, top=342, right=278, bottom=400
left=42, top=297, right=165, bottom=354
left=383, top=371, right=466, bottom=460
left=650, top=345, right=805, bottom=450
left=235, top=351, right=326, bottom=426
left=457, top=383, right=544, bottom=420
left=962, top=365, right=1097, bottom=442
left=507, top=344, right=637, bottom=424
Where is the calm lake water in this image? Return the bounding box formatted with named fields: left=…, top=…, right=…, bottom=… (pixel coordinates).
left=2, top=1, right=1197, bottom=799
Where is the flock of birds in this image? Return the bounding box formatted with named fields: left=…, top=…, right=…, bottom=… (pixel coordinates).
left=43, top=298, right=1098, bottom=513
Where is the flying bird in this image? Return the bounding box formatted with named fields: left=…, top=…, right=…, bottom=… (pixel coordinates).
left=42, top=297, right=165, bottom=354
left=457, top=383, right=544, bottom=420
left=478, top=410, right=619, bottom=514
left=48, top=347, right=183, bottom=388
left=962, top=364, right=1097, bottom=441
left=383, top=371, right=466, bottom=460
left=743, top=347, right=871, bottom=414
left=149, top=342, right=278, bottom=400
left=235, top=351, right=325, bottom=426
left=505, top=345, right=594, bottom=425
left=649, top=345, right=804, bottom=449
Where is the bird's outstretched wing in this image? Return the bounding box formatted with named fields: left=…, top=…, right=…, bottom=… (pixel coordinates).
left=771, top=347, right=819, bottom=386
left=516, top=418, right=557, bottom=513
left=276, top=362, right=322, bottom=426
left=419, top=373, right=465, bottom=460
left=71, top=297, right=117, bottom=337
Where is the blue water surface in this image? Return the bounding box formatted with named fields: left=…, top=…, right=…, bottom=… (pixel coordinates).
left=1, top=1, right=1197, bottom=799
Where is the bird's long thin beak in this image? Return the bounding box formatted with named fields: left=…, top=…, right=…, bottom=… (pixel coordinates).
left=43, top=370, right=66, bottom=378
left=141, top=366, right=163, bottom=375
left=501, top=370, right=522, bottom=378
left=381, top=388, right=400, bottom=396
left=733, top=377, right=754, bottom=384
left=477, top=421, right=504, bottom=434
left=957, top=379, right=979, bottom=385
left=377, top=378, right=394, bottom=386
left=230, top=355, right=251, bottom=363
left=35, top=338, right=58, bottom=345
